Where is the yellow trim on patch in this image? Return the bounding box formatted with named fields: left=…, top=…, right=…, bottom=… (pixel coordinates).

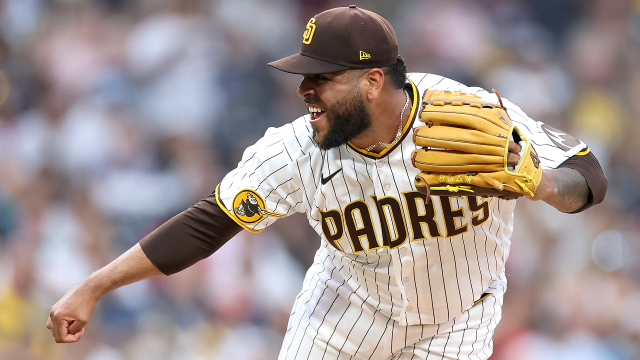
left=348, top=77, right=418, bottom=158
left=215, top=185, right=262, bottom=233
left=575, top=148, right=591, bottom=156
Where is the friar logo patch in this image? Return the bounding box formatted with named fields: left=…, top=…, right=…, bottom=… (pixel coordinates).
left=233, top=189, right=285, bottom=224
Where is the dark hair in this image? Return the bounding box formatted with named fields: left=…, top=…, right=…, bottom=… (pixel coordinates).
left=383, top=55, right=407, bottom=89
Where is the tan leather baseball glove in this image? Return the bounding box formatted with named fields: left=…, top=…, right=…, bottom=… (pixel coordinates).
left=411, top=89, right=542, bottom=200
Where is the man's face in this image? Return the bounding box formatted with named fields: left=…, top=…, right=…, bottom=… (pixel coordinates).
left=298, top=70, right=372, bottom=150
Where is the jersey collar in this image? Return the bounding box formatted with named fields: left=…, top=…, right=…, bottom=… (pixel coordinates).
left=347, top=77, right=418, bottom=159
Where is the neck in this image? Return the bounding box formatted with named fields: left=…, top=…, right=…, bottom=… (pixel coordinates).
left=350, top=88, right=411, bottom=153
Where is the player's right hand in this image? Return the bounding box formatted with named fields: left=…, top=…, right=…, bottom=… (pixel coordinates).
left=47, top=282, right=99, bottom=343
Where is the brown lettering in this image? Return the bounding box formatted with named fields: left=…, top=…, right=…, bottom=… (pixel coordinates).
left=320, top=209, right=344, bottom=251
left=344, top=201, right=380, bottom=252
left=402, top=191, right=442, bottom=240
left=440, top=196, right=468, bottom=237
left=467, top=197, right=490, bottom=227
left=371, top=196, right=407, bottom=249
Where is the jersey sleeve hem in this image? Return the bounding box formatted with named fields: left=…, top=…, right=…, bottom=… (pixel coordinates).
left=575, top=147, right=591, bottom=156
left=215, top=184, right=263, bottom=233
left=557, top=150, right=607, bottom=213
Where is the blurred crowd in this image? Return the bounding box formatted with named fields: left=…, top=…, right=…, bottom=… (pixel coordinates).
left=0, top=0, right=638, bottom=359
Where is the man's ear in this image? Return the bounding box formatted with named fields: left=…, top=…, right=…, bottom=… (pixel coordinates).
left=362, top=68, right=385, bottom=100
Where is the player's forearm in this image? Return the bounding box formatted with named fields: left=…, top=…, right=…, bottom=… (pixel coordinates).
left=48, top=243, right=163, bottom=343
left=532, top=168, right=590, bottom=213
left=81, top=243, right=163, bottom=298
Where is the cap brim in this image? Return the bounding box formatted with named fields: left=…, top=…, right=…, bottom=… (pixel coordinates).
left=268, top=53, right=350, bottom=75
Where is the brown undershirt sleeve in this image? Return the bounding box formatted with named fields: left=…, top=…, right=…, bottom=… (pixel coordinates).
left=557, top=150, right=608, bottom=214
left=139, top=187, right=243, bottom=275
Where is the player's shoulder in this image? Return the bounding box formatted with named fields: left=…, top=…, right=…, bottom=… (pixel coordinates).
left=407, top=72, right=532, bottom=119
left=239, top=115, right=317, bottom=168
left=407, top=72, right=491, bottom=98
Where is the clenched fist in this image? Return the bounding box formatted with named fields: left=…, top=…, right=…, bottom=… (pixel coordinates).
left=47, top=281, right=100, bottom=343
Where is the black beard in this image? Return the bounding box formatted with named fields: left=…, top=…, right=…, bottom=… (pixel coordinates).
left=312, top=88, right=372, bottom=150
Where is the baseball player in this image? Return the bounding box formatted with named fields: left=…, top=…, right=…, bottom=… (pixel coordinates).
left=47, top=6, right=607, bottom=359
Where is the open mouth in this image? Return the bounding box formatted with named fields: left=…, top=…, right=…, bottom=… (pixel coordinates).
left=307, top=105, right=326, bottom=121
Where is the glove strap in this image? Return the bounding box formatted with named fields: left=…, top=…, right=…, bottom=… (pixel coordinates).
left=514, top=174, right=536, bottom=197
left=430, top=185, right=475, bottom=193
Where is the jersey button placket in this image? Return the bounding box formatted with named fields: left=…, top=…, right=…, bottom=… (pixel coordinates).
left=398, top=243, right=416, bottom=314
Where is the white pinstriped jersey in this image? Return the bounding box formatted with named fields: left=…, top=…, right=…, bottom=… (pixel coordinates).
left=217, top=73, right=587, bottom=326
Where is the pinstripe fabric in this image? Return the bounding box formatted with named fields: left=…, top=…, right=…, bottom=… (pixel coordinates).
left=277, top=243, right=505, bottom=359
left=217, top=73, right=586, bottom=358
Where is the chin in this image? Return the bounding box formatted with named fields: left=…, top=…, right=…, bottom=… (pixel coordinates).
left=311, top=132, right=327, bottom=149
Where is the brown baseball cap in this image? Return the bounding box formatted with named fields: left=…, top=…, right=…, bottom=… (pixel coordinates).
left=268, top=5, right=398, bottom=75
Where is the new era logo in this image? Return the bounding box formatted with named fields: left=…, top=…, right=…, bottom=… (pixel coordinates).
left=359, top=51, right=371, bottom=60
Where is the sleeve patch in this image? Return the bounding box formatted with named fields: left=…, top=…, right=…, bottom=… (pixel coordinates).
left=232, top=189, right=285, bottom=224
